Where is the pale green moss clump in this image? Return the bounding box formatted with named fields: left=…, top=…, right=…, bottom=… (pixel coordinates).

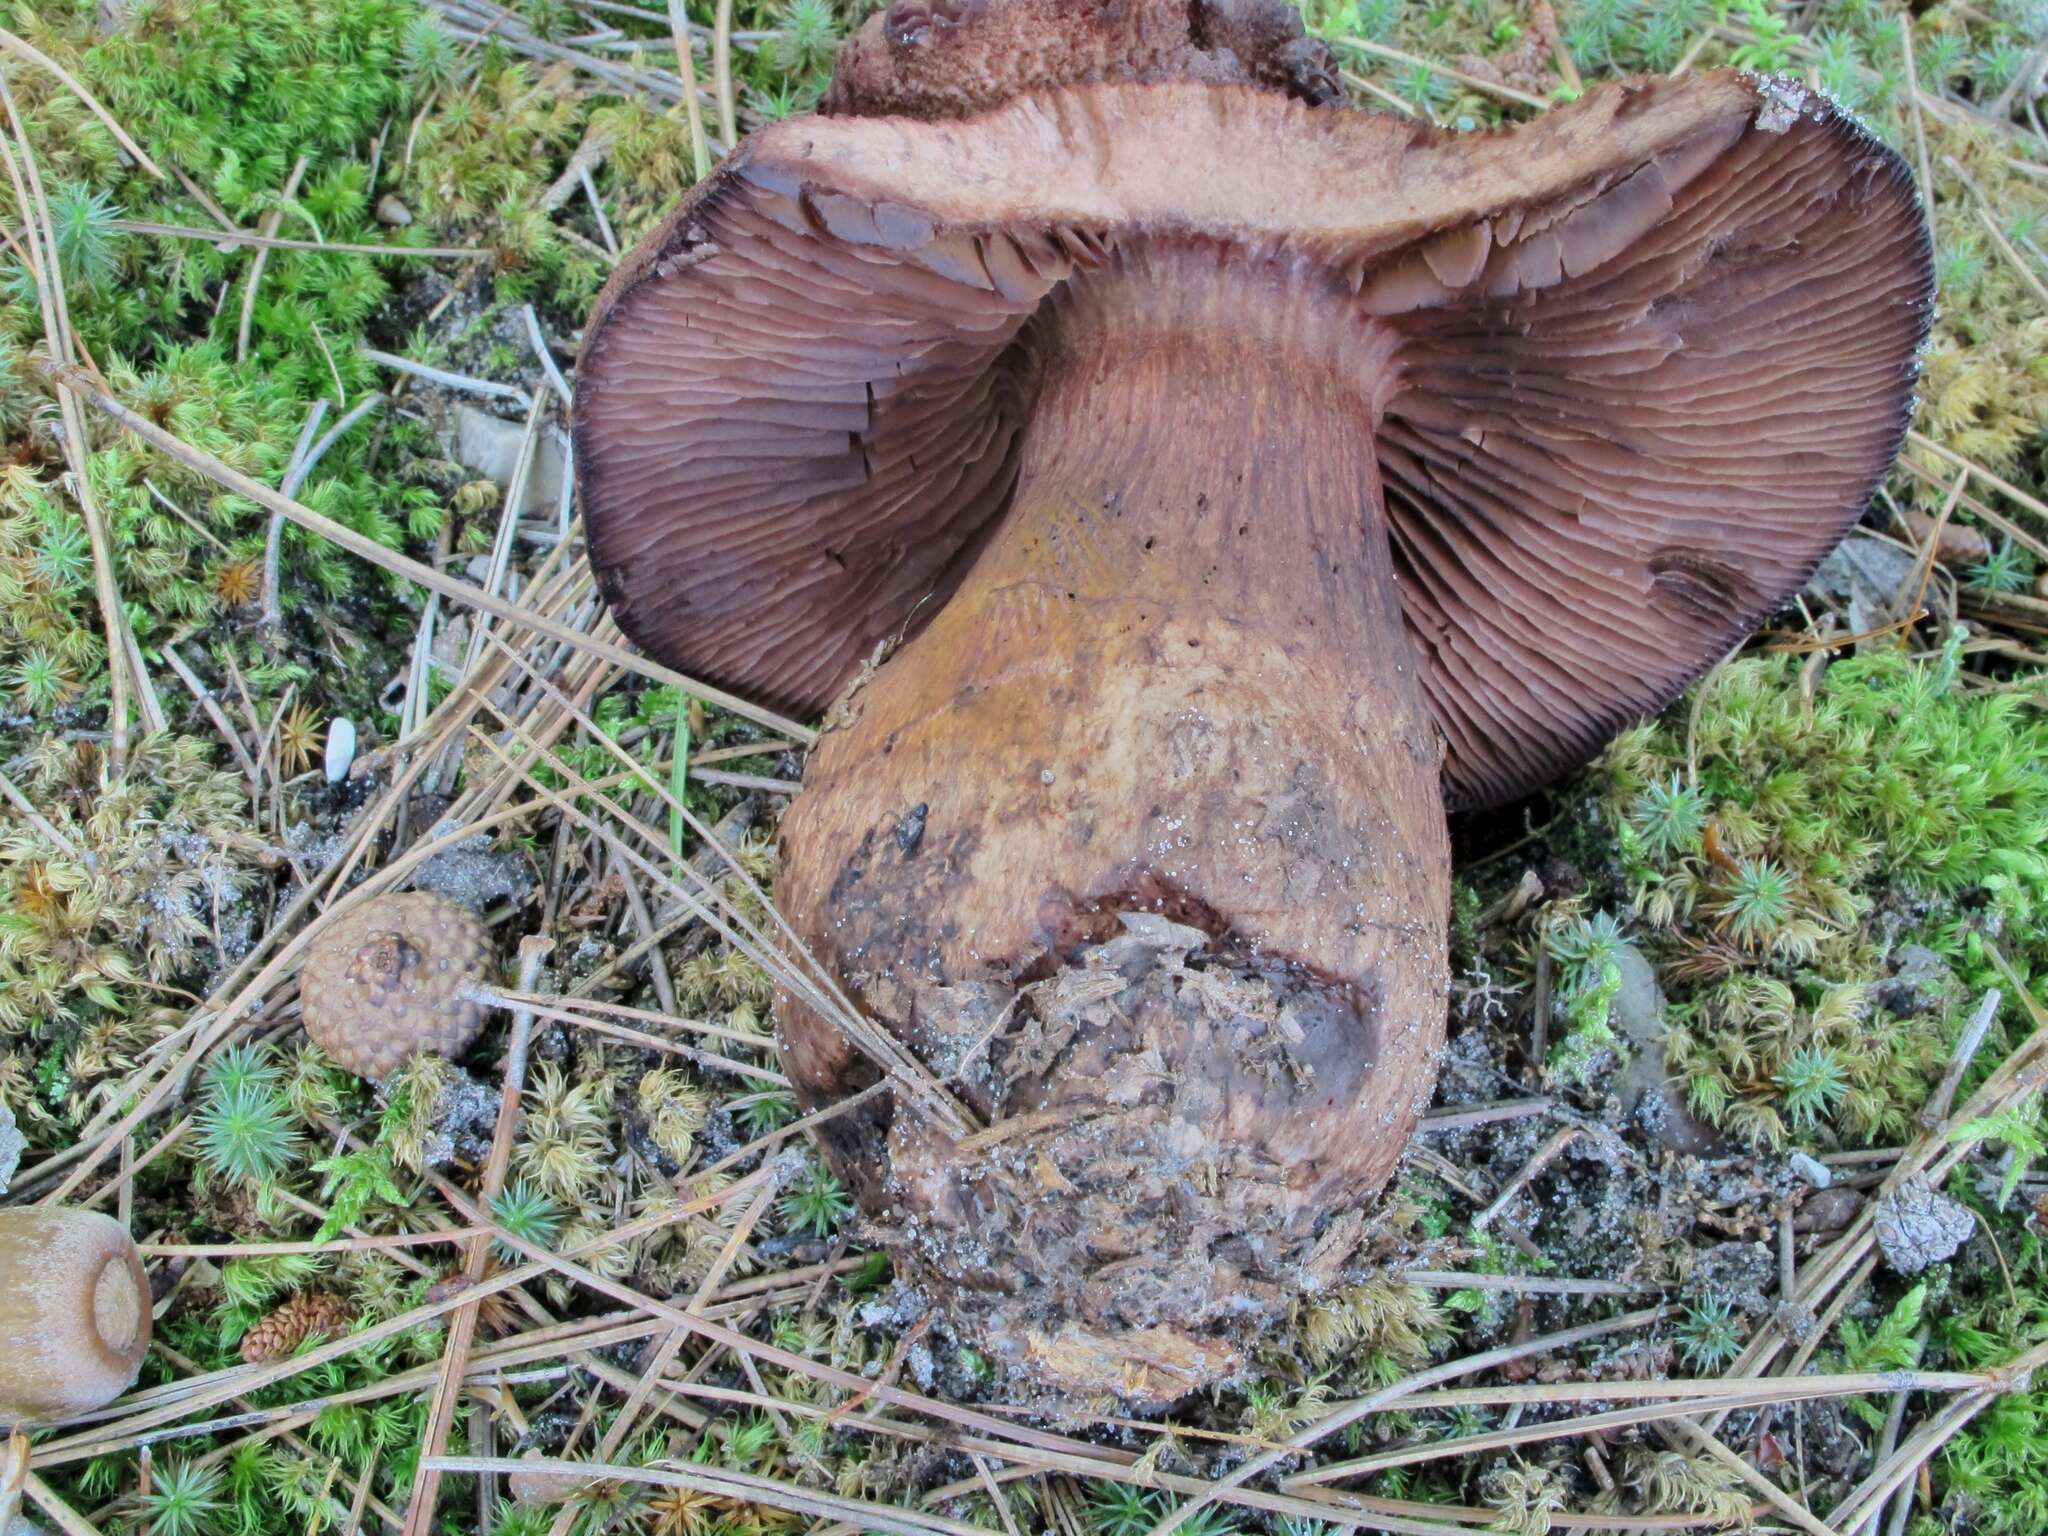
left=1599, top=637, right=2048, bottom=1147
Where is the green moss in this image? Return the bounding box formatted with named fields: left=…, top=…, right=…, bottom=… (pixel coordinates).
left=1602, top=637, right=2048, bottom=1145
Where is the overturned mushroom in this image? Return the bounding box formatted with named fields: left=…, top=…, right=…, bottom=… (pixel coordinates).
left=300, top=891, right=493, bottom=1080
left=575, top=0, right=1931, bottom=1402
left=0, top=1207, right=152, bottom=1424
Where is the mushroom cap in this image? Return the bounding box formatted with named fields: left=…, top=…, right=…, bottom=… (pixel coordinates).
left=299, top=891, right=491, bottom=1080
left=575, top=70, right=1931, bottom=809
left=822, top=0, right=1343, bottom=118
left=0, top=1206, right=152, bottom=1424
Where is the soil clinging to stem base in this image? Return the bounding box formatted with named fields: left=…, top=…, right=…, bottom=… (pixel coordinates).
left=774, top=247, right=1449, bottom=1404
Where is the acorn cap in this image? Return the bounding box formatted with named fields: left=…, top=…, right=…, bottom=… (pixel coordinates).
left=0, top=1206, right=152, bottom=1425
left=299, top=891, right=492, bottom=1080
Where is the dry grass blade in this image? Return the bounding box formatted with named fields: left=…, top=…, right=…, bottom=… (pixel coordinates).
left=1337, top=34, right=1551, bottom=107
left=112, top=218, right=486, bottom=257
left=429, top=1456, right=1010, bottom=1536
left=401, top=938, right=553, bottom=1536
left=0, top=74, right=153, bottom=770
left=667, top=0, right=711, bottom=179
left=1664, top=1419, right=1840, bottom=1536
left=1910, top=430, right=2048, bottom=527
left=29, top=1182, right=761, bottom=1467
left=470, top=637, right=970, bottom=1130
left=1289, top=1369, right=2008, bottom=1485
left=0, top=27, right=166, bottom=180
left=1136, top=1308, right=1669, bottom=1536
left=237, top=155, right=307, bottom=363
left=38, top=358, right=816, bottom=742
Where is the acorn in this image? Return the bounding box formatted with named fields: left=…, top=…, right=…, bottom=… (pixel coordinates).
left=0, top=1207, right=152, bottom=1425
left=299, top=892, right=493, bottom=1080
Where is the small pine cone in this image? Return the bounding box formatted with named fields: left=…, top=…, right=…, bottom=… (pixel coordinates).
left=240, top=1293, right=353, bottom=1364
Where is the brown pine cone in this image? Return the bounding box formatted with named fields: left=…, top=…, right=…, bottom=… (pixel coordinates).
left=240, top=1293, right=352, bottom=1364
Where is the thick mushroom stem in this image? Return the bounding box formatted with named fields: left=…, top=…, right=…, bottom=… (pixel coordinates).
left=776, top=251, right=1450, bottom=1402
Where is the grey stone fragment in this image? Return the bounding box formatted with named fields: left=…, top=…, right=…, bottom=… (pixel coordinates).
left=1788, top=1151, right=1833, bottom=1189
left=1807, top=531, right=1919, bottom=642
left=1609, top=943, right=1728, bottom=1156
left=1874, top=1178, right=1975, bottom=1274
left=1609, top=944, right=1664, bottom=1041
left=1879, top=944, right=1956, bottom=1016
left=453, top=406, right=568, bottom=516
left=1687, top=1240, right=1776, bottom=1314
left=0, top=1097, right=22, bottom=1194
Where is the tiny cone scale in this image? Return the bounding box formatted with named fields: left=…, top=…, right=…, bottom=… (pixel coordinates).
left=299, top=891, right=492, bottom=1080
left=239, top=1292, right=352, bottom=1363
left=0, top=1207, right=151, bottom=1424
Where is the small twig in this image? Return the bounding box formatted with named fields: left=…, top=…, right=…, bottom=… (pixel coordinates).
left=1923, top=989, right=2003, bottom=1130
left=666, top=0, right=711, bottom=179
left=112, top=220, right=486, bottom=258
left=542, top=1174, right=778, bottom=1536
left=690, top=767, right=797, bottom=794
left=1665, top=1421, right=1838, bottom=1536
left=1900, top=467, right=1969, bottom=651
left=1341, top=69, right=1424, bottom=119
left=1899, top=18, right=1939, bottom=263
left=1474, top=1126, right=1581, bottom=1230
left=25, top=1470, right=107, bottom=1536
left=604, top=834, right=678, bottom=1015
left=2, top=1430, right=29, bottom=1531
left=1399, top=1270, right=1647, bottom=1297
left=236, top=155, right=308, bottom=363
left=360, top=347, right=533, bottom=407
left=0, top=73, right=142, bottom=771
left=1860, top=1326, right=1931, bottom=1536
left=1528, top=942, right=1552, bottom=1070
left=144, top=479, right=233, bottom=556
left=0, top=765, right=88, bottom=863
left=1976, top=204, right=2048, bottom=308
left=1418, top=1097, right=1555, bottom=1133
left=1988, top=38, right=2048, bottom=120
left=159, top=644, right=261, bottom=786
left=712, top=0, right=737, bottom=147
left=1139, top=1308, right=1668, bottom=1536
left=575, top=163, right=619, bottom=257
left=263, top=393, right=385, bottom=626
left=0, top=28, right=167, bottom=180
left=1337, top=34, right=1549, bottom=108
left=401, top=936, right=553, bottom=1536
left=522, top=304, right=573, bottom=405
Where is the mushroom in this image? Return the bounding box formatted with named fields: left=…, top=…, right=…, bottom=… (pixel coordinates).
left=299, top=891, right=492, bottom=1080
left=0, top=1207, right=152, bottom=1424
left=573, top=0, right=1931, bottom=1402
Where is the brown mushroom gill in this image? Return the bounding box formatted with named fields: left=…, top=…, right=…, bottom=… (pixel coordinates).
left=576, top=73, right=1931, bottom=1401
